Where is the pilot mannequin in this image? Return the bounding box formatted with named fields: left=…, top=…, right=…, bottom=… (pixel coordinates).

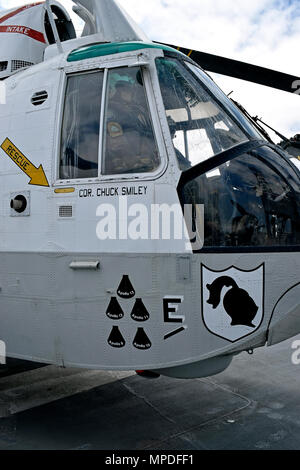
left=104, top=80, right=158, bottom=174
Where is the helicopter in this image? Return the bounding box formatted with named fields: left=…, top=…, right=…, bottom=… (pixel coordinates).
left=0, top=0, right=299, bottom=379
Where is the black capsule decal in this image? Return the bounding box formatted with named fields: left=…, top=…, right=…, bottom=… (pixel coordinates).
left=108, top=326, right=126, bottom=348
left=117, top=275, right=135, bottom=299
left=133, top=328, right=152, bottom=350
left=130, top=298, right=150, bottom=322
left=106, top=297, right=124, bottom=320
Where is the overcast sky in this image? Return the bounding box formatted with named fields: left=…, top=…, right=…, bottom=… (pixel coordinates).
left=0, top=0, right=299, bottom=141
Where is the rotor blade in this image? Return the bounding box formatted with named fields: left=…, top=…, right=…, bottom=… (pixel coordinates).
left=160, top=43, right=300, bottom=95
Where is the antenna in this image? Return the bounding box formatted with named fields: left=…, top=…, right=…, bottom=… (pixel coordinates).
left=45, top=0, right=63, bottom=54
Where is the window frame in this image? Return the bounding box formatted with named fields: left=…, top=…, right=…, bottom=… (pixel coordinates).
left=55, top=53, right=168, bottom=186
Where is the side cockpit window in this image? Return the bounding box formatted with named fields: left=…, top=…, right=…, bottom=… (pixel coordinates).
left=156, top=57, right=249, bottom=171
left=182, top=149, right=300, bottom=249
left=60, top=71, right=103, bottom=180
left=102, top=67, right=160, bottom=175
left=60, top=67, right=160, bottom=180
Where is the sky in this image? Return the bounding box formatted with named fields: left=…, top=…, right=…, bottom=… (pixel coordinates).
left=0, top=0, right=299, bottom=141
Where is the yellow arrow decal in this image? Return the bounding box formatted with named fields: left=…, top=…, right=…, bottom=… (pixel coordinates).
left=1, top=137, right=49, bottom=187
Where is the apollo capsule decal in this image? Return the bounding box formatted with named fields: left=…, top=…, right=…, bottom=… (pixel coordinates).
left=117, top=275, right=135, bottom=299
left=130, top=299, right=150, bottom=322
left=107, top=326, right=126, bottom=348
left=107, top=275, right=152, bottom=350
left=201, top=264, right=265, bottom=342
left=133, top=328, right=152, bottom=350
left=106, top=297, right=124, bottom=320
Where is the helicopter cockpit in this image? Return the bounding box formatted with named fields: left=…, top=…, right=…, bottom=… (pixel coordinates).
left=59, top=49, right=300, bottom=253
left=59, top=53, right=261, bottom=178
left=156, top=56, right=300, bottom=251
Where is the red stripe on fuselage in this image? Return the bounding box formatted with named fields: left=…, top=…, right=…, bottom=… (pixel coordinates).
left=0, top=25, right=46, bottom=43
left=0, top=2, right=44, bottom=25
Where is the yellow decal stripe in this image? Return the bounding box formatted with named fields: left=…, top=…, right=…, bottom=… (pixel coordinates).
left=1, top=138, right=49, bottom=187
left=54, top=188, right=75, bottom=194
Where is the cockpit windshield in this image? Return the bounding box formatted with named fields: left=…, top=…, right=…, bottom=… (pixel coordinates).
left=156, top=57, right=261, bottom=171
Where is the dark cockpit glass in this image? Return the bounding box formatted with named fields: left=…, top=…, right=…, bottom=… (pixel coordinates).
left=156, top=56, right=300, bottom=250
left=182, top=147, right=300, bottom=249
left=156, top=57, right=261, bottom=171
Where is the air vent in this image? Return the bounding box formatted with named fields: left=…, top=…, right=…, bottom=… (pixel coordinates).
left=31, top=90, right=49, bottom=106
left=0, top=62, right=8, bottom=72
left=59, top=205, right=73, bottom=218
left=11, top=60, right=33, bottom=72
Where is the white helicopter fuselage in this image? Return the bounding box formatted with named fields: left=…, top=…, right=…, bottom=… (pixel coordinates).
left=0, top=0, right=299, bottom=379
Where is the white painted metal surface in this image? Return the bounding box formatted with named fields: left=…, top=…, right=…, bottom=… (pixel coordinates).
left=0, top=1, right=72, bottom=79
left=0, top=1, right=298, bottom=377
